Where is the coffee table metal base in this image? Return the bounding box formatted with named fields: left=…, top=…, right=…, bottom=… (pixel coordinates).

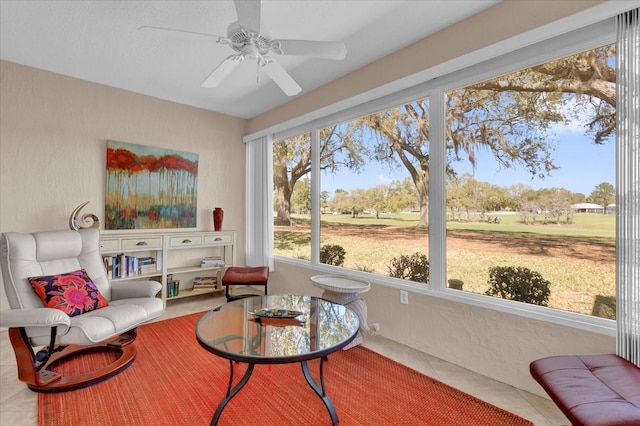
left=211, top=360, right=254, bottom=425
left=301, top=357, right=338, bottom=425
left=211, top=358, right=338, bottom=426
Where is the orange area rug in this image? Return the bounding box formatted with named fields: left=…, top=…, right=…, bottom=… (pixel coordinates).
left=39, top=312, right=532, bottom=425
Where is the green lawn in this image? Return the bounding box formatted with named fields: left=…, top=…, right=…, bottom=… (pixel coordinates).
left=316, top=211, right=616, bottom=238
left=275, top=212, right=616, bottom=318
left=446, top=212, right=615, bottom=238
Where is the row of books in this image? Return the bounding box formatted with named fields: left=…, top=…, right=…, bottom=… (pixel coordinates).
left=193, top=271, right=223, bottom=291
left=201, top=256, right=225, bottom=267
left=166, top=271, right=223, bottom=298
left=166, top=274, right=180, bottom=298
left=103, top=255, right=156, bottom=279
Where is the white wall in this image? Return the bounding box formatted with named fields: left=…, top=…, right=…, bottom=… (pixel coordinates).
left=268, top=261, right=616, bottom=397
left=0, top=60, right=247, bottom=310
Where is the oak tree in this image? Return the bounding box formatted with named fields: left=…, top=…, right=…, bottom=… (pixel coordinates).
left=360, top=44, right=615, bottom=228
left=273, top=125, right=366, bottom=225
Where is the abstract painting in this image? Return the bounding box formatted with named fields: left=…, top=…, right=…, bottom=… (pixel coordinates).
left=105, top=140, right=198, bottom=230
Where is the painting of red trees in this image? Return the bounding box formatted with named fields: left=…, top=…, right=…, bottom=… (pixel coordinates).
left=106, top=141, right=198, bottom=230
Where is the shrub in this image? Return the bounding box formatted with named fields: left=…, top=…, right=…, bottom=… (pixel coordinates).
left=388, top=252, right=429, bottom=284
left=485, top=266, right=551, bottom=306
left=320, top=244, right=346, bottom=266
left=355, top=263, right=375, bottom=273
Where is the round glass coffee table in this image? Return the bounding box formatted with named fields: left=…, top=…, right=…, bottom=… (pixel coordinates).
left=196, top=294, right=359, bottom=426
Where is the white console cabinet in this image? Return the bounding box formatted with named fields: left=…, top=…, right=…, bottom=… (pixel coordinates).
left=100, top=231, right=236, bottom=306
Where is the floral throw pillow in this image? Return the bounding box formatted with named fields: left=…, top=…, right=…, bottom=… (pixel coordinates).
left=28, top=269, right=109, bottom=317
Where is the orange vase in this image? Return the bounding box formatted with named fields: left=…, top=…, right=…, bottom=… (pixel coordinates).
left=213, top=208, right=224, bottom=231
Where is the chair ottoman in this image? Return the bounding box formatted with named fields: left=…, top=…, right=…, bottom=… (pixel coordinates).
left=222, top=266, right=269, bottom=302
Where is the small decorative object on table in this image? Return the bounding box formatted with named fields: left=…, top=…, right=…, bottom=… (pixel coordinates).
left=69, top=201, right=101, bottom=230
left=250, top=308, right=305, bottom=328
left=250, top=308, right=303, bottom=318
left=213, top=208, right=224, bottom=231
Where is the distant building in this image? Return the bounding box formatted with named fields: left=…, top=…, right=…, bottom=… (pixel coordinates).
left=571, top=203, right=604, bottom=213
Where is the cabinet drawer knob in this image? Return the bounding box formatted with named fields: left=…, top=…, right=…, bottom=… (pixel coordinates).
left=136, top=241, right=148, bottom=246
left=214, top=237, right=222, bottom=241
left=182, top=239, right=192, bottom=243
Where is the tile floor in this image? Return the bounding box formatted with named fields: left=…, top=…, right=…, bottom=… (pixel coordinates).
left=0, top=295, right=569, bottom=425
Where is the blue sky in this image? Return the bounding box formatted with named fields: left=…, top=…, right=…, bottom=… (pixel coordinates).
left=318, top=46, right=617, bottom=199
left=320, top=126, right=615, bottom=197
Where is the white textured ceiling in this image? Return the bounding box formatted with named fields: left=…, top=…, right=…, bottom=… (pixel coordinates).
left=0, top=0, right=499, bottom=119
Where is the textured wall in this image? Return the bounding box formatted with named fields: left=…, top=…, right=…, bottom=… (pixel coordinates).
left=269, top=261, right=615, bottom=396
left=0, top=60, right=247, bottom=310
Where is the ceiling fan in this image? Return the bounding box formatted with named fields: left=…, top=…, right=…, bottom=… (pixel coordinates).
left=140, top=0, right=347, bottom=96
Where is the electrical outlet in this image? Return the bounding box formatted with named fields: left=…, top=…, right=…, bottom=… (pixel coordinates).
left=400, top=290, right=409, bottom=304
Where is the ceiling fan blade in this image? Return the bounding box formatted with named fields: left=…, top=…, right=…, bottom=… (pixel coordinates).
left=201, top=55, right=244, bottom=88
left=137, top=25, right=225, bottom=40
left=274, top=40, right=347, bottom=60
left=260, top=59, right=302, bottom=96
left=234, top=0, right=261, bottom=33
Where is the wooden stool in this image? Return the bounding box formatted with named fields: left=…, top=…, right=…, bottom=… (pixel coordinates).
left=222, top=266, right=269, bottom=302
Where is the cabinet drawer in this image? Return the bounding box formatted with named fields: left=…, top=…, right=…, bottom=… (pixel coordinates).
left=100, top=239, right=120, bottom=252
left=169, top=235, right=202, bottom=247
left=121, top=237, right=163, bottom=250
left=204, top=234, right=233, bottom=245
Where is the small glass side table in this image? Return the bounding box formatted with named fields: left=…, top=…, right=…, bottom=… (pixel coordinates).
left=310, top=274, right=380, bottom=349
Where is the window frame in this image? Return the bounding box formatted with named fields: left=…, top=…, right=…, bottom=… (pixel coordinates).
left=266, top=19, right=618, bottom=336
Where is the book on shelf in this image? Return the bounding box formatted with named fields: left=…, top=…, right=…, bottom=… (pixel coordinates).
left=137, top=256, right=155, bottom=264
left=139, top=265, right=156, bottom=274
left=104, top=256, right=113, bottom=275
left=138, top=256, right=157, bottom=274
left=200, top=256, right=225, bottom=267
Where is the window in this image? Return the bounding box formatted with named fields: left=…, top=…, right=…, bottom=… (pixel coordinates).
left=273, top=132, right=312, bottom=261
left=274, top=100, right=431, bottom=284
left=319, top=103, right=429, bottom=278
left=445, top=44, right=616, bottom=318
left=259, top=18, right=620, bottom=329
